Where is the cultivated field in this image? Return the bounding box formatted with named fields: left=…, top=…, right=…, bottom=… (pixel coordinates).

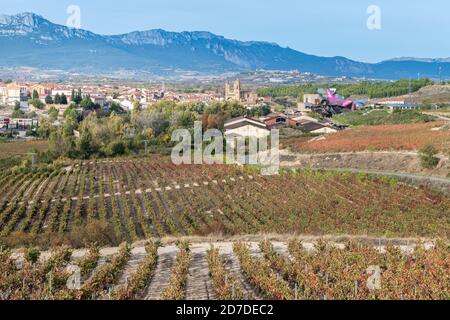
left=284, top=122, right=450, bottom=153
left=0, top=140, right=49, bottom=171
left=1, top=239, right=448, bottom=300
left=0, top=140, right=48, bottom=158
left=0, top=156, right=448, bottom=247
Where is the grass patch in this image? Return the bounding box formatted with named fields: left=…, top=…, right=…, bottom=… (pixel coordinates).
left=333, top=109, right=435, bottom=126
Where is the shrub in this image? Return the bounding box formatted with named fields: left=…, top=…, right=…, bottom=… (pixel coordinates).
left=25, top=247, right=40, bottom=264
left=419, top=144, right=440, bottom=169
left=108, top=140, right=126, bottom=156
left=30, top=98, right=44, bottom=109
left=68, top=220, right=119, bottom=248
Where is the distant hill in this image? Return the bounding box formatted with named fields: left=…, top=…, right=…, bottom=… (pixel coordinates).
left=0, top=12, right=449, bottom=80
left=380, top=85, right=450, bottom=104
left=387, top=57, right=450, bottom=63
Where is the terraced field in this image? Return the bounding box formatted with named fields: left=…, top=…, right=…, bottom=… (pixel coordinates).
left=1, top=240, right=448, bottom=300
left=0, top=156, right=448, bottom=245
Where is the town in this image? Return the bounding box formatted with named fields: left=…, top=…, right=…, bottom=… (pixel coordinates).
left=4, top=77, right=448, bottom=141
left=0, top=79, right=330, bottom=138
left=0, top=4, right=449, bottom=306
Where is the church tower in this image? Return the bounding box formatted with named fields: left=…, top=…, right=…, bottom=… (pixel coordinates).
left=225, top=81, right=231, bottom=100
left=233, top=79, right=241, bottom=101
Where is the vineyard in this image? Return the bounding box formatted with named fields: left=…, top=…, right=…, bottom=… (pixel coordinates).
left=284, top=122, right=450, bottom=153
left=0, top=156, right=448, bottom=247
left=0, top=240, right=448, bottom=300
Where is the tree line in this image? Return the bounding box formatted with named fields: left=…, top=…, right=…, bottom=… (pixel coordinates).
left=35, top=100, right=271, bottom=161
left=256, top=78, right=434, bottom=99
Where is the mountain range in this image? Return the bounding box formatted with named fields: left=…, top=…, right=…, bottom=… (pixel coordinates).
left=0, top=12, right=449, bottom=80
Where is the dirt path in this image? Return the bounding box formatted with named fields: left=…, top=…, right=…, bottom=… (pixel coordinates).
left=281, top=152, right=450, bottom=193
left=185, top=250, right=217, bottom=300
left=423, top=112, right=450, bottom=122
left=113, top=247, right=147, bottom=292
left=281, top=150, right=450, bottom=179
left=143, top=246, right=178, bottom=300
left=211, top=242, right=264, bottom=300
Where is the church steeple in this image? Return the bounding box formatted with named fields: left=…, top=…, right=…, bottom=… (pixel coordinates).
left=225, top=79, right=242, bottom=101
left=233, top=79, right=241, bottom=101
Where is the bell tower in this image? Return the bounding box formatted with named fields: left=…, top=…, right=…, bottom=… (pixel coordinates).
left=225, top=81, right=231, bottom=100
left=233, top=79, right=241, bottom=101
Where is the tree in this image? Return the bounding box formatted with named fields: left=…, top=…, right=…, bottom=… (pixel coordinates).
left=64, top=106, right=79, bottom=123
left=175, top=110, right=196, bottom=128
left=133, top=99, right=140, bottom=113
left=206, top=115, right=218, bottom=130
left=48, top=106, right=59, bottom=120
left=60, top=93, right=68, bottom=105
left=252, top=104, right=271, bottom=117
left=419, top=145, right=440, bottom=169
left=12, top=102, right=25, bottom=118
left=54, top=93, right=61, bottom=104
left=80, top=96, right=95, bottom=110
left=45, top=95, right=54, bottom=105
left=37, top=118, right=54, bottom=138
left=110, top=102, right=125, bottom=114
left=32, top=90, right=39, bottom=100
left=48, top=128, right=76, bottom=159
left=135, top=110, right=170, bottom=137
left=78, top=129, right=94, bottom=159
left=72, top=88, right=82, bottom=104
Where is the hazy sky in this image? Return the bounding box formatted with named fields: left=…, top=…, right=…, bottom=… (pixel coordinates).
left=2, top=0, right=449, bottom=62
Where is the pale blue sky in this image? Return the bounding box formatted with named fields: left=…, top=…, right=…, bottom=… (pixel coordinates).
left=2, top=0, right=449, bottom=62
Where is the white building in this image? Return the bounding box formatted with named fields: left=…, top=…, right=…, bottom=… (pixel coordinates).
left=0, top=86, right=7, bottom=105
left=0, top=117, right=39, bottom=129
left=120, top=99, right=134, bottom=111
left=6, top=84, right=28, bottom=105
left=91, top=94, right=106, bottom=107
left=52, top=89, right=72, bottom=99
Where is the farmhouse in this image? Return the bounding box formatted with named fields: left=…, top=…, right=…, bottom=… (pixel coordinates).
left=262, top=113, right=299, bottom=128
left=224, top=117, right=270, bottom=139
left=297, top=120, right=337, bottom=134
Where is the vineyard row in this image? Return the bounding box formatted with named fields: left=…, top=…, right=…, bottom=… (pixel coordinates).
left=1, top=240, right=448, bottom=300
